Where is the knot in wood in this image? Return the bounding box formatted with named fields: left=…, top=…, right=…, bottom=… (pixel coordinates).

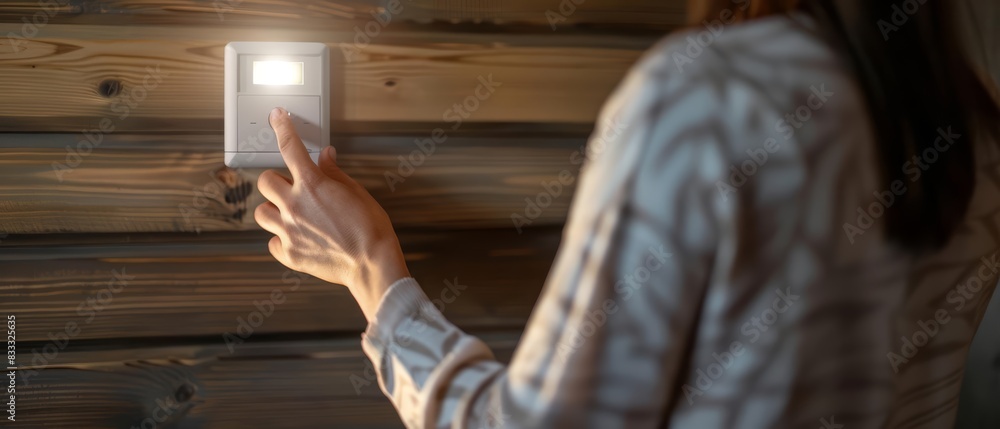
left=98, top=79, right=123, bottom=98
left=174, top=383, right=196, bottom=403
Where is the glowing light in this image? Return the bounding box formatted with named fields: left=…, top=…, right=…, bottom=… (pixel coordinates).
left=253, top=61, right=304, bottom=86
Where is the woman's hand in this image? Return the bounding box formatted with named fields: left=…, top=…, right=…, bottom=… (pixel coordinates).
left=255, top=107, right=410, bottom=321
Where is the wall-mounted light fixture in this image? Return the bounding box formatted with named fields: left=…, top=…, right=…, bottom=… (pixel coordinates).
left=224, top=42, right=330, bottom=168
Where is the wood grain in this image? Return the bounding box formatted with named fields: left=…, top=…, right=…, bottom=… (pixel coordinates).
left=0, top=24, right=652, bottom=132
left=0, top=227, right=558, bottom=341
left=0, top=3, right=656, bottom=428
left=0, top=133, right=582, bottom=233
left=0, top=0, right=686, bottom=31
left=12, top=333, right=520, bottom=428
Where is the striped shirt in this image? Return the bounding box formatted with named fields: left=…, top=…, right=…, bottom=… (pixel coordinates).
left=361, top=12, right=1000, bottom=429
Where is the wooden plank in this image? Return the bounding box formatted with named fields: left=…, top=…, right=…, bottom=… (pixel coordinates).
left=0, top=227, right=557, bottom=341
left=10, top=332, right=520, bottom=428
left=0, top=0, right=685, bottom=31
left=11, top=323, right=994, bottom=428
left=0, top=133, right=582, bottom=233
left=0, top=24, right=650, bottom=132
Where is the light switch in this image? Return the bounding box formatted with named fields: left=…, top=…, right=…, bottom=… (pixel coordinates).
left=237, top=95, right=323, bottom=153
left=224, top=42, right=330, bottom=168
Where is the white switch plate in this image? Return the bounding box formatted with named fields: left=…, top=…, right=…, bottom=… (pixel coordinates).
left=224, top=42, right=330, bottom=168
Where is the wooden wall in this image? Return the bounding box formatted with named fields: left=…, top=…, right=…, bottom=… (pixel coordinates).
left=0, top=1, right=680, bottom=427
left=1, top=1, right=997, bottom=428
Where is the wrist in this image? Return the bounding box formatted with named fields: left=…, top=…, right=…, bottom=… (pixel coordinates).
left=354, top=241, right=410, bottom=321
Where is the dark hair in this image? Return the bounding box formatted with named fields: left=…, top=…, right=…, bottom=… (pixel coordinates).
left=690, top=0, right=1000, bottom=251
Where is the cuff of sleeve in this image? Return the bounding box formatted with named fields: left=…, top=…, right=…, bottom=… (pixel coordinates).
left=362, top=277, right=431, bottom=346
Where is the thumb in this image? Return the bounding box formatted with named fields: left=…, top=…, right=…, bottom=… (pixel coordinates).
left=318, top=145, right=342, bottom=178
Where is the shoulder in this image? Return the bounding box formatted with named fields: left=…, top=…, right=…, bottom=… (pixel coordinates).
left=604, top=13, right=836, bottom=133
left=594, top=15, right=830, bottom=177
left=609, top=13, right=860, bottom=176
left=583, top=13, right=867, bottom=230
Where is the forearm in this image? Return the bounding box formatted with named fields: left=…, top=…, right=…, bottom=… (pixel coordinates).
left=362, top=278, right=505, bottom=429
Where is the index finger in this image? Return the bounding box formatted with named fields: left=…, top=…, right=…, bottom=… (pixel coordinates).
left=269, top=107, right=318, bottom=181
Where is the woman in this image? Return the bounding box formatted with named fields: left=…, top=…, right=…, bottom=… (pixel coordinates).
left=254, top=0, right=999, bottom=427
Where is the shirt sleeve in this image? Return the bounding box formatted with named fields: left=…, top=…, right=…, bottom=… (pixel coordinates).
left=361, top=38, right=730, bottom=429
